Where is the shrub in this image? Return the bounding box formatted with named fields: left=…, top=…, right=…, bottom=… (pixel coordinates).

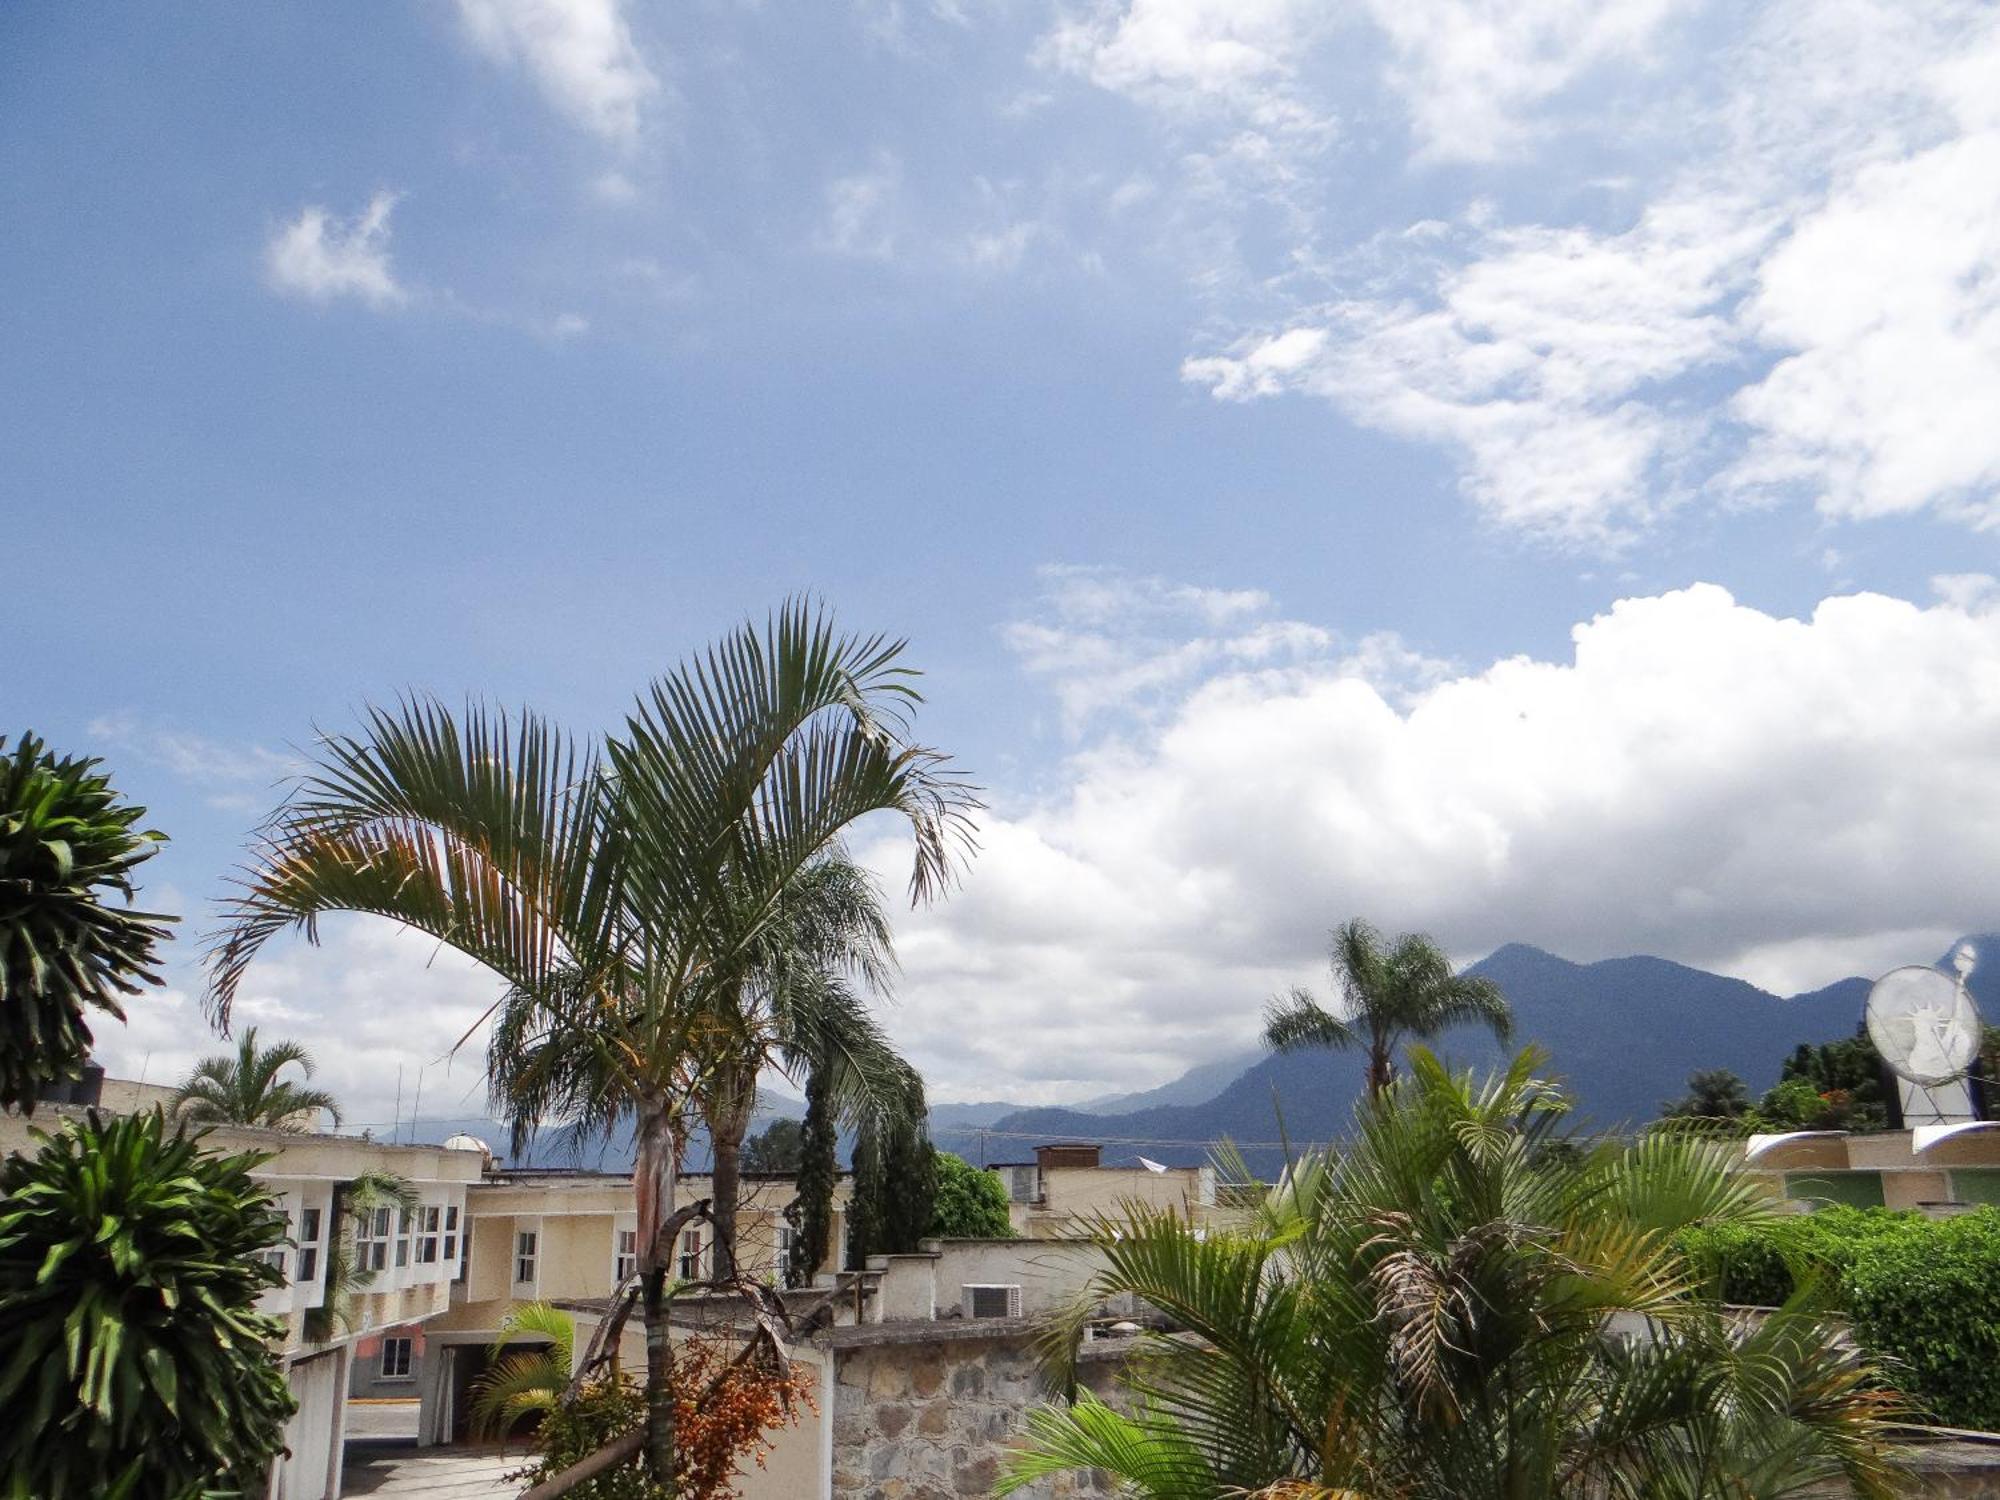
left=1677, top=1206, right=1921, bottom=1307
left=0, top=1110, right=296, bottom=1498
left=928, top=1150, right=1015, bottom=1239
left=509, top=1334, right=816, bottom=1500
left=1678, top=1206, right=2000, bottom=1430
left=1845, top=1211, right=2000, bottom=1430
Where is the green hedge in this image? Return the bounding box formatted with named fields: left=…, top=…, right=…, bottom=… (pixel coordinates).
left=1678, top=1206, right=2000, bottom=1430
left=1677, top=1205, right=1921, bottom=1307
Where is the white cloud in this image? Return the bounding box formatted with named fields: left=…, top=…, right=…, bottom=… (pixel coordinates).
left=264, top=192, right=406, bottom=310
left=870, top=579, right=2000, bottom=1103
left=1729, top=28, right=2000, bottom=524
left=1186, top=196, right=1771, bottom=542
left=1166, top=0, right=2000, bottom=545
left=86, top=717, right=302, bottom=814
left=454, top=0, right=658, bottom=145
left=94, top=922, right=506, bottom=1134
left=1364, top=0, right=1688, bottom=162
left=1039, top=0, right=1326, bottom=132
left=815, top=155, right=904, bottom=259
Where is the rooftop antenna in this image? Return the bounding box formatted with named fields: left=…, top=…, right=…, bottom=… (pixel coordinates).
left=1865, top=945, right=1984, bottom=1127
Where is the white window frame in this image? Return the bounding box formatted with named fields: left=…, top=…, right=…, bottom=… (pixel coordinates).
left=678, top=1227, right=706, bottom=1281
left=416, top=1204, right=442, bottom=1266
left=355, top=1205, right=391, bottom=1274
left=380, top=1335, right=414, bottom=1381
left=614, top=1227, right=638, bottom=1284
left=515, top=1228, right=539, bottom=1288
left=394, top=1207, right=413, bottom=1269
left=296, top=1206, right=323, bottom=1286
left=443, top=1204, right=460, bottom=1272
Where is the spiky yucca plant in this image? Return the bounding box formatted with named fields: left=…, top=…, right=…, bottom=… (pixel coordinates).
left=0, top=1110, right=296, bottom=1499
left=0, top=732, right=176, bottom=1109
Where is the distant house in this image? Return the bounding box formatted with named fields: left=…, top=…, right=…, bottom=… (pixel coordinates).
left=987, top=1140, right=1232, bottom=1236
left=386, top=1162, right=854, bottom=1441
left=1739, top=1122, right=2000, bottom=1211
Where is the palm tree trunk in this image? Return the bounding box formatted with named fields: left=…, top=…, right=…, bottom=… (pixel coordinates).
left=706, top=1064, right=755, bottom=1282
left=633, top=1098, right=678, bottom=1489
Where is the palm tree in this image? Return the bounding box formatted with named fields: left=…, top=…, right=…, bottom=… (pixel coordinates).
left=696, top=853, right=906, bottom=1278
left=1661, top=1067, right=1752, bottom=1121
left=1004, top=1049, right=1908, bottom=1500
left=1265, top=917, right=1512, bottom=1098
left=174, top=1027, right=342, bottom=1129
left=205, top=601, right=977, bottom=1486
left=469, top=1302, right=575, bottom=1444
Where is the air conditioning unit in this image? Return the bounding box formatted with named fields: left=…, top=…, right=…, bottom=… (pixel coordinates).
left=961, top=1284, right=1023, bottom=1320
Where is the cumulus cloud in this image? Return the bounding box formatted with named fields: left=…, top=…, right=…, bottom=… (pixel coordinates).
left=454, top=0, right=658, bottom=145
left=1728, top=24, right=2000, bottom=524
left=265, top=192, right=406, bottom=309
left=868, top=579, right=2000, bottom=1103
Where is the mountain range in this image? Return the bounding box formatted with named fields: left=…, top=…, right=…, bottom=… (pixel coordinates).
left=403, top=936, right=2000, bottom=1179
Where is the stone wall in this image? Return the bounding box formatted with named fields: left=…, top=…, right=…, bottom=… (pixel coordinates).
left=829, top=1325, right=1126, bottom=1500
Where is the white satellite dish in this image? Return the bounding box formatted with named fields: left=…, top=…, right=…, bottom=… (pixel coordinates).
left=1866, top=964, right=1981, bottom=1087
left=1865, top=950, right=1984, bottom=1127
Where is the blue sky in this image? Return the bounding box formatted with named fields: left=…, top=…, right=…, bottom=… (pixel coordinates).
left=6, top=0, right=2000, bottom=1126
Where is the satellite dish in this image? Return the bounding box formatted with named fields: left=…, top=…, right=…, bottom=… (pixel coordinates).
left=1866, top=963, right=1982, bottom=1087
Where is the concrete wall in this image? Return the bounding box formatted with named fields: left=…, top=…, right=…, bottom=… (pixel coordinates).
left=927, top=1240, right=1110, bottom=1319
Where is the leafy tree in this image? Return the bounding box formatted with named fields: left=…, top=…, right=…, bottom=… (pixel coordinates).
left=1661, top=1067, right=1752, bottom=1121
left=927, top=1151, right=1013, bottom=1238
left=0, top=1110, right=296, bottom=1498
left=0, top=732, right=176, bottom=1110
left=1264, top=917, right=1511, bottom=1098
left=846, top=1063, right=935, bottom=1266
left=1778, top=1034, right=1889, bottom=1131
left=207, top=602, right=975, bottom=1486
left=1005, top=1049, right=1906, bottom=1500
left=742, top=1118, right=805, bottom=1174
left=174, top=1026, right=342, bottom=1130
left=785, top=1058, right=841, bottom=1289
left=471, top=1301, right=575, bottom=1442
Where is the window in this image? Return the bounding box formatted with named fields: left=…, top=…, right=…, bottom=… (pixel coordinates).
left=395, top=1208, right=413, bottom=1268
left=678, top=1228, right=705, bottom=1281
left=297, top=1207, right=323, bottom=1285
left=416, top=1205, right=441, bottom=1265
left=442, top=1205, right=459, bottom=1268
left=614, top=1228, right=638, bottom=1283
left=515, top=1230, right=538, bottom=1286
left=355, top=1207, right=390, bottom=1274
left=261, top=1212, right=291, bottom=1275
left=380, top=1336, right=413, bottom=1380
left=772, top=1224, right=796, bottom=1288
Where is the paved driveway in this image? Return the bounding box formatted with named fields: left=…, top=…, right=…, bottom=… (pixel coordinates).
left=341, top=1446, right=525, bottom=1497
